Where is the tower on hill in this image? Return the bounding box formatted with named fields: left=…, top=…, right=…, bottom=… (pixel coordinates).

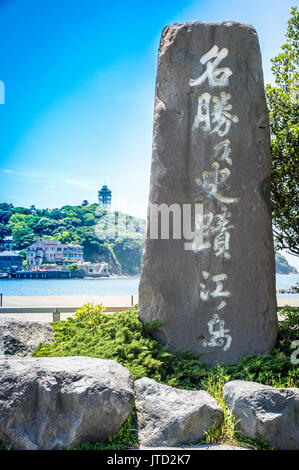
left=98, top=185, right=112, bottom=211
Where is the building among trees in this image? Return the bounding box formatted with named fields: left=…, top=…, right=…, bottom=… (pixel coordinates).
left=27, top=240, right=84, bottom=267
left=3, top=236, right=13, bottom=250
left=0, top=251, right=22, bottom=270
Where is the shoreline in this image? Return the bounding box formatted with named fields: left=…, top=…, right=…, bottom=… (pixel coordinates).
left=0, top=295, right=296, bottom=322
left=0, top=295, right=138, bottom=321
left=0, top=274, right=141, bottom=281
left=1, top=294, right=138, bottom=307
left=0, top=295, right=298, bottom=307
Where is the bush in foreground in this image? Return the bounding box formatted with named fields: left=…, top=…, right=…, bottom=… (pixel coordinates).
left=33, top=303, right=298, bottom=389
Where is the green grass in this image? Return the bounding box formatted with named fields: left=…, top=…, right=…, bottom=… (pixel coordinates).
left=0, top=441, right=12, bottom=451
left=200, top=366, right=240, bottom=446
left=32, top=303, right=298, bottom=449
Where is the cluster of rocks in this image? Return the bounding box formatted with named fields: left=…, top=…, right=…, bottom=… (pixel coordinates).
left=0, top=318, right=298, bottom=450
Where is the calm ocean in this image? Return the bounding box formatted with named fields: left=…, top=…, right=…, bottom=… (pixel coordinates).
left=0, top=277, right=140, bottom=296
left=0, top=274, right=298, bottom=297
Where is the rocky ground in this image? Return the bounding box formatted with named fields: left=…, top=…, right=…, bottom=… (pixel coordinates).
left=0, top=318, right=298, bottom=450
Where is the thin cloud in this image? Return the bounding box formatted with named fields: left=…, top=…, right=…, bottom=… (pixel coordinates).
left=65, top=178, right=97, bottom=191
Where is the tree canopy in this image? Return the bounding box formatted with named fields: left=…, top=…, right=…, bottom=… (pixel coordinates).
left=266, top=7, right=299, bottom=256
left=0, top=203, right=145, bottom=275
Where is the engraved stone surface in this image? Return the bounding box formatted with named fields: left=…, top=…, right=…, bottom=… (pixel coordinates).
left=139, top=21, right=277, bottom=364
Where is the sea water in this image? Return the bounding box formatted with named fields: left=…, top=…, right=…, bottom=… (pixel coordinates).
left=0, top=274, right=298, bottom=297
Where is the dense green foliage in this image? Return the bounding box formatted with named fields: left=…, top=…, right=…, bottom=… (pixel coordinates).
left=1, top=202, right=294, bottom=276
left=33, top=304, right=299, bottom=389
left=0, top=202, right=145, bottom=275
left=266, top=7, right=299, bottom=256
left=33, top=304, right=204, bottom=388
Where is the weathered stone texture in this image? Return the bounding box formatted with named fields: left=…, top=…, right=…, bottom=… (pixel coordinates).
left=0, top=357, right=134, bottom=449
left=0, top=317, right=54, bottom=357
left=139, top=21, right=277, bottom=364
left=223, top=380, right=299, bottom=450
left=134, top=377, right=223, bottom=446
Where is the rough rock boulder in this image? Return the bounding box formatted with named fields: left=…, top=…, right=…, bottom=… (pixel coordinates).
left=0, top=317, right=54, bottom=357
left=223, top=380, right=299, bottom=450
left=134, top=377, right=223, bottom=446
left=0, top=357, right=135, bottom=450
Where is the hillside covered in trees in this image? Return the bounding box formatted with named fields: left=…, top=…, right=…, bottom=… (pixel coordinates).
left=0, top=203, right=145, bottom=275
left=0, top=202, right=296, bottom=277
left=275, top=252, right=298, bottom=274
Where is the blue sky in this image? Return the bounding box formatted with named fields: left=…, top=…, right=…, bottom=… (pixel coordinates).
left=0, top=0, right=296, bottom=223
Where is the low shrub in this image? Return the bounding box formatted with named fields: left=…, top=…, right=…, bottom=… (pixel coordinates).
left=33, top=303, right=298, bottom=390
left=33, top=303, right=208, bottom=388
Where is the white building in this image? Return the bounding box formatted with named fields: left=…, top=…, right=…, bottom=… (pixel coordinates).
left=3, top=236, right=13, bottom=250
left=27, top=240, right=84, bottom=267
left=76, top=261, right=109, bottom=277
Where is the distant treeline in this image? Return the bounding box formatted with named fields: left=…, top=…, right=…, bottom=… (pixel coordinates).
left=275, top=252, right=297, bottom=275
left=0, top=203, right=296, bottom=276
left=0, top=203, right=146, bottom=275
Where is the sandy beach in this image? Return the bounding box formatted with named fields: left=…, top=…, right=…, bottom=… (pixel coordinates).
left=1, top=294, right=137, bottom=307
left=0, top=294, right=138, bottom=321
left=277, top=297, right=299, bottom=307
left=1, top=294, right=297, bottom=307
left=0, top=295, right=297, bottom=322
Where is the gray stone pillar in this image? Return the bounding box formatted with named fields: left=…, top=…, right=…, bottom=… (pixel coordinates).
left=139, top=21, right=277, bottom=365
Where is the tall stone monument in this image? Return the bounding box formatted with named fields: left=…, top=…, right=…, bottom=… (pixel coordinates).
left=139, top=21, right=278, bottom=364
